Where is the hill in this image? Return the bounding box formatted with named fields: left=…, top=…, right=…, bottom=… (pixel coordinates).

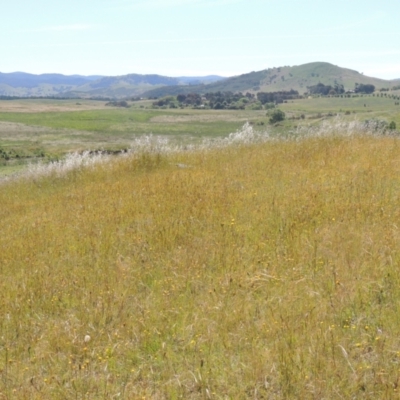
left=0, top=72, right=102, bottom=88
left=0, top=72, right=103, bottom=97
left=0, top=72, right=226, bottom=98
left=61, top=74, right=226, bottom=98
left=142, top=62, right=398, bottom=97
left=0, top=63, right=397, bottom=99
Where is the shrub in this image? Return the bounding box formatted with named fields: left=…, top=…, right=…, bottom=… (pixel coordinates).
left=264, top=102, right=276, bottom=110
left=363, top=119, right=388, bottom=132
left=249, top=102, right=263, bottom=110
left=269, top=109, right=286, bottom=124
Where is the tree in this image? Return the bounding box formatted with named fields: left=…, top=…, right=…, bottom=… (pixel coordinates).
left=307, top=83, right=333, bottom=96
left=269, top=109, right=285, bottom=124
left=257, top=90, right=299, bottom=104
left=177, top=94, right=186, bottom=103
left=355, top=84, right=375, bottom=94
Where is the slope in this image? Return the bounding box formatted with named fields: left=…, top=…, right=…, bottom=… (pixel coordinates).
left=143, top=62, right=397, bottom=97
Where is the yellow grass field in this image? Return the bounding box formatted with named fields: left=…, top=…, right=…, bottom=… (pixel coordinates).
left=1, top=127, right=400, bottom=398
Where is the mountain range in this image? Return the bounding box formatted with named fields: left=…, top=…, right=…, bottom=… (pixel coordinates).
left=0, top=72, right=225, bottom=98
left=0, top=62, right=399, bottom=99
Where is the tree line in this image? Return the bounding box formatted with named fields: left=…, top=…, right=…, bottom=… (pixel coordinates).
left=152, top=90, right=301, bottom=110
left=306, top=82, right=376, bottom=95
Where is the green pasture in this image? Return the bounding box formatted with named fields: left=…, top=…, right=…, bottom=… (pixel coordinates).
left=282, top=95, right=400, bottom=118
left=0, top=96, right=399, bottom=176
left=0, top=108, right=251, bottom=138
left=0, top=102, right=255, bottom=175
left=0, top=108, right=154, bottom=132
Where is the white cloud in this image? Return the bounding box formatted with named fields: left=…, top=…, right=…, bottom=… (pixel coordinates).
left=15, top=24, right=95, bottom=33
left=111, top=0, right=243, bottom=9
left=44, top=24, right=94, bottom=32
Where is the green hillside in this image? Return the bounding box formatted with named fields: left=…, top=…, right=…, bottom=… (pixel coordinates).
left=143, top=62, right=397, bottom=97
left=260, top=62, right=395, bottom=93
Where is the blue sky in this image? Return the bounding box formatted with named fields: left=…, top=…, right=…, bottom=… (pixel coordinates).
left=2, top=0, right=400, bottom=79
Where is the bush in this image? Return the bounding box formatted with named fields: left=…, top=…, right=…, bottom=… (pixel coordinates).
left=389, top=121, right=397, bottom=130
left=268, top=109, right=286, bottom=124
left=363, top=119, right=388, bottom=131
left=264, top=102, right=275, bottom=110
left=249, top=102, right=263, bottom=110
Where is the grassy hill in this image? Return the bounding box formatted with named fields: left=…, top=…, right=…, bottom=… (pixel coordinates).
left=259, top=62, right=395, bottom=93
left=3, top=124, right=400, bottom=397
left=143, top=62, right=398, bottom=97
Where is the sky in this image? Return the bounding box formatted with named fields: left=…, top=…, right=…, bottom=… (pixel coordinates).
left=1, top=0, right=400, bottom=80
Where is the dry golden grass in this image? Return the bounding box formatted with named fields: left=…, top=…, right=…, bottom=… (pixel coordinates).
left=1, top=134, right=400, bottom=398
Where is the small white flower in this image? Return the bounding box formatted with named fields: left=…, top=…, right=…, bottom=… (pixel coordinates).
left=84, top=335, right=91, bottom=343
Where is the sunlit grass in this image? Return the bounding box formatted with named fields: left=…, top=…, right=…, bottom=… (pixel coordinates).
left=281, top=95, right=400, bottom=127
left=1, top=129, right=400, bottom=398
left=0, top=108, right=245, bottom=138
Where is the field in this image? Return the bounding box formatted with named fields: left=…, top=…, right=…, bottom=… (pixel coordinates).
left=282, top=95, right=400, bottom=121
left=1, top=97, right=400, bottom=398
left=1, top=95, right=399, bottom=177
left=0, top=99, right=258, bottom=176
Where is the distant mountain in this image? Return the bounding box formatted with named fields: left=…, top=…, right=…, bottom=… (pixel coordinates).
left=61, top=74, right=227, bottom=98
left=177, top=75, right=227, bottom=85
left=0, top=71, right=226, bottom=98
left=0, top=63, right=397, bottom=99
left=0, top=72, right=102, bottom=88
left=142, top=62, right=399, bottom=97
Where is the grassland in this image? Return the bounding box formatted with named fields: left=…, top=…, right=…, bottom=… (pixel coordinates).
left=1, top=95, right=400, bottom=398
left=0, top=94, right=399, bottom=177
left=282, top=95, right=400, bottom=118
left=0, top=99, right=253, bottom=176
left=1, top=118, right=400, bottom=398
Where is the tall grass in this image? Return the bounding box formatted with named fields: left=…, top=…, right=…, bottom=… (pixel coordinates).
left=2, top=117, right=389, bottom=184
left=1, top=120, right=400, bottom=398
